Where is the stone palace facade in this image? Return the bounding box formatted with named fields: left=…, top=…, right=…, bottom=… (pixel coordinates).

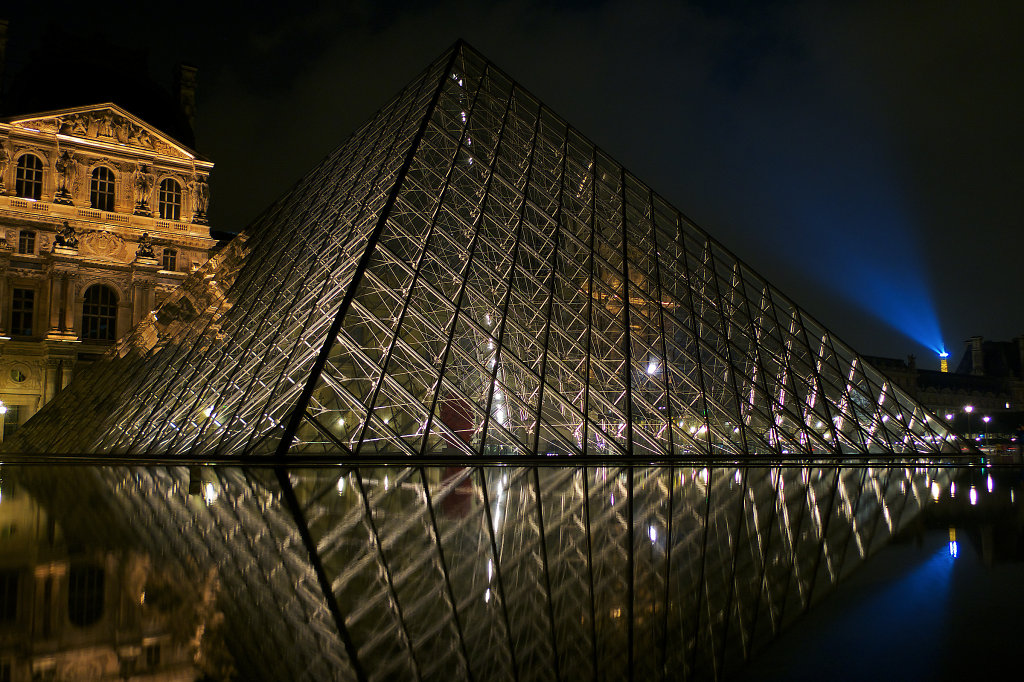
left=0, top=103, right=215, bottom=438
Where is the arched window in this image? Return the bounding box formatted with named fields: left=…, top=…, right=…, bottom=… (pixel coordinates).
left=81, top=285, right=118, bottom=341
left=162, top=247, right=177, bottom=271
left=90, top=167, right=116, bottom=211
left=158, top=178, right=181, bottom=221
left=67, top=564, right=104, bottom=627
left=15, top=154, right=43, bottom=200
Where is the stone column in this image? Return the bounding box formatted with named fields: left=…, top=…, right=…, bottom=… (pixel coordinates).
left=61, top=273, right=77, bottom=336
left=970, top=336, right=984, bottom=376
left=45, top=250, right=79, bottom=339
left=60, top=359, right=72, bottom=390
left=130, top=256, right=159, bottom=328
left=43, top=359, right=59, bottom=404
left=0, top=271, right=8, bottom=337
left=47, top=277, right=61, bottom=333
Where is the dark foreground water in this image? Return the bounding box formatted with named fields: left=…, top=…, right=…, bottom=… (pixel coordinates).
left=2, top=464, right=1020, bottom=680
left=730, top=468, right=1024, bottom=681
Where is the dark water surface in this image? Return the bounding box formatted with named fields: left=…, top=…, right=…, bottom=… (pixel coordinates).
left=730, top=468, right=1024, bottom=681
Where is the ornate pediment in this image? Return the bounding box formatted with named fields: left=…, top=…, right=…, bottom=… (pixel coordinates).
left=3, top=104, right=202, bottom=162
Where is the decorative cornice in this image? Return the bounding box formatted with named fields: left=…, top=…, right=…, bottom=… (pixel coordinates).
left=0, top=103, right=211, bottom=164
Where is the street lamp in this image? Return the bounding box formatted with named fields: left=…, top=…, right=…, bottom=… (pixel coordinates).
left=964, top=405, right=974, bottom=439
left=982, top=415, right=991, bottom=447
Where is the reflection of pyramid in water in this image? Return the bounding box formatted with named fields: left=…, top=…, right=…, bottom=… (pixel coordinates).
left=8, top=43, right=961, bottom=459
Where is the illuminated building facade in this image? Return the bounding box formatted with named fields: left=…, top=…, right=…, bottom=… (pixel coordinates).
left=866, top=336, right=1024, bottom=455
left=0, top=97, right=215, bottom=437
left=3, top=42, right=971, bottom=679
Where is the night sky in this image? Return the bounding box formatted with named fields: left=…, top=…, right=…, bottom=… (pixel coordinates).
left=4, top=1, right=1022, bottom=364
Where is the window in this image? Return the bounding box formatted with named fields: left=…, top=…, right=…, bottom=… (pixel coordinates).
left=18, top=230, right=35, bottom=254
left=162, top=248, right=177, bottom=271
left=82, top=285, right=117, bottom=341
left=0, top=570, right=17, bottom=624
left=11, top=289, right=34, bottom=336
left=2, top=406, right=21, bottom=441
left=90, top=166, right=116, bottom=212
left=158, top=178, right=181, bottom=220
left=15, top=154, right=43, bottom=200
left=67, top=564, right=104, bottom=627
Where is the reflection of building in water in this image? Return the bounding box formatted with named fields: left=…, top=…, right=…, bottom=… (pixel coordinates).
left=0, top=474, right=232, bottom=681
left=0, top=21, right=216, bottom=438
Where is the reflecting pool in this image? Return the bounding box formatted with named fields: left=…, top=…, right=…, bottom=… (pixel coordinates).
left=1, top=464, right=1017, bottom=681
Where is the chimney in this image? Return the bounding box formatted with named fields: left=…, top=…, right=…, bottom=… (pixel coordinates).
left=1017, top=335, right=1024, bottom=380
left=175, top=63, right=198, bottom=132
left=969, top=336, right=984, bottom=376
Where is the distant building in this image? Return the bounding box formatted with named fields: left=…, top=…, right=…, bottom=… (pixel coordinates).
left=865, top=335, right=1024, bottom=453
left=0, top=21, right=216, bottom=438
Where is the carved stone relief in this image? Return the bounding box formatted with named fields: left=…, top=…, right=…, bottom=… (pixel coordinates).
left=0, top=142, right=8, bottom=190
left=80, top=231, right=128, bottom=260
left=3, top=361, right=39, bottom=389
left=14, top=145, right=48, bottom=164
left=41, top=110, right=187, bottom=158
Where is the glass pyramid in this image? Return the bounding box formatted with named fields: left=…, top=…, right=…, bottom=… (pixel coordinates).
left=4, top=42, right=970, bottom=680
left=5, top=42, right=962, bottom=460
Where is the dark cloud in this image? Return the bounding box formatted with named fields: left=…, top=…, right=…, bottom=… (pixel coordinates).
left=3, top=0, right=1021, bottom=361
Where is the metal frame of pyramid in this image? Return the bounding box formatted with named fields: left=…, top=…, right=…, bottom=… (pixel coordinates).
left=4, top=42, right=971, bottom=680
left=6, top=41, right=967, bottom=462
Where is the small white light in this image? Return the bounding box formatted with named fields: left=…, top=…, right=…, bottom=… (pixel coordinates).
left=950, top=481, right=956, bottom=498
left=337, top=477, right=346, bottom=495
left=987, top=475, right=994, bottom=493
left=970, top=486, right=978, bottom=506
left=203, top=482, right=217, bottom=504
left=383, top=475, right=389, bottom=491
left=484, top=588, right=491, bottom=603
left=648, top=525, right=658, bottom=543
left=647, top=361, right=659, bottom=375
left=931, top=482, right=941, bottom=501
